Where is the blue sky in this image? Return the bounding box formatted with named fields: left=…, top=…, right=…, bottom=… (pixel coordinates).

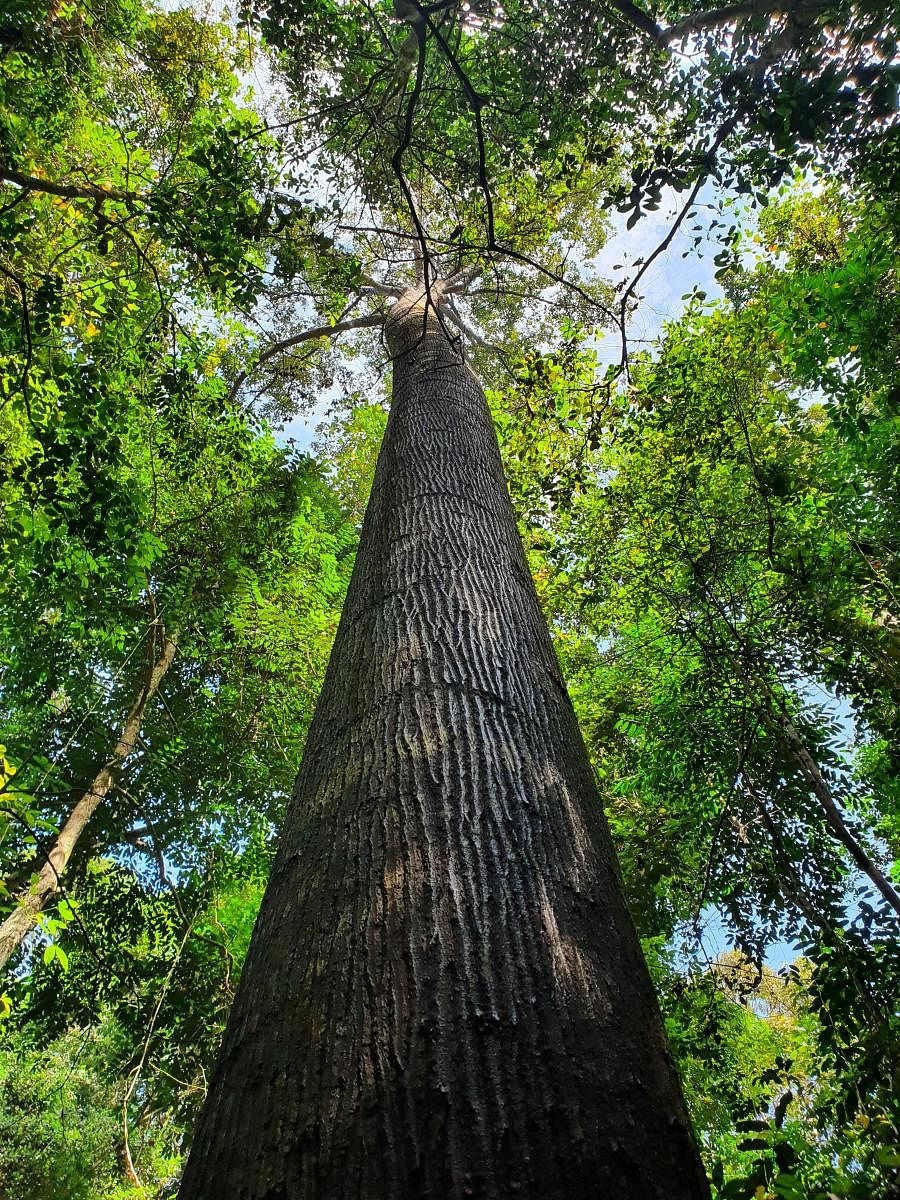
left=276, top=189, right=730, bottom=448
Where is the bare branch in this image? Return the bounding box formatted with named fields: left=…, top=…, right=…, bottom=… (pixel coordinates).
left=769, top=704, right=900, bottom=918
left=445, top=298, right=524, bottom=388
left=444, top=262, right=484, bottom=294
left=445, top=300, right=491, bottom=351
left=605, top=0, right=665, bottom=44
left=603, top=0, right=829, bottom=53
left=225, top=312, right=384, bottom=405
left=390, top=5, right=435, bottom=289
left=617, top=118, right=736, bottom=371
left=359, top=273, right=404, bottom=296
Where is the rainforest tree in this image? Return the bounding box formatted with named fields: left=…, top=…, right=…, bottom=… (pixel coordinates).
left=179, top=281, right=712, bottom=1198
left=2, top=0, right=898, bottom=1195
left=178, top=0, right=897, bottom=1194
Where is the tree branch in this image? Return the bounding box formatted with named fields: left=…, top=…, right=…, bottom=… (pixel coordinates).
left=769, top=705, right=900, bottom=918
left=744, top=772, right=885, bottom=1029
left=225, top=312, right=384, bottom=405
left=445, top=298, right=493, bottom=353
left=662, top=0, right=830, bottom=43
left=605, top=0, right=665, bottom=44
left=617, top=118, right=736, bottom=372
left=0, top=166, right=134, bottom=204
left=444, top=262, right=484, bottom=293
left=0, top=618, right=178, bottom=970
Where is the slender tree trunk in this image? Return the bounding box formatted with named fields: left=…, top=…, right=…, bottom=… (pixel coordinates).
left=0, top=623, right=177, bottom=970
left=179, top=288, right=709, bottom=1200
left=768, top=706, right=900, bottom=917
left=742, top=773, right=884, bottom=1029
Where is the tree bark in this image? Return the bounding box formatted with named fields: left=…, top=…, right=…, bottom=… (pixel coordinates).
left=0, top=622, right=177, bottom=970
left=179, top=288, right=710, bottom=1200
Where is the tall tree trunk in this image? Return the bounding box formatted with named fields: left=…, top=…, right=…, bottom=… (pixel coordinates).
left=179, top=288, right=709, bottom=1200
left=0, top=622, right=177, bottom=970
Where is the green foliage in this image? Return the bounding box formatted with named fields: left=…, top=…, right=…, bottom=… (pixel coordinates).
left=17, top=858, right=266, bottom=1142
left=315, top=400, right=390, bottom=522
left=0, top=4, right=356, bottom=1191
left=0, top=1025, right=152, bottom=1200
left=1, top=0, right=898, bottom=1192
left=652, top=948, right=900, bottom=1199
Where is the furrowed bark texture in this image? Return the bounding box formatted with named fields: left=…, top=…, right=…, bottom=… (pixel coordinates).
left=179, top=291, right=710, bottom=1200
